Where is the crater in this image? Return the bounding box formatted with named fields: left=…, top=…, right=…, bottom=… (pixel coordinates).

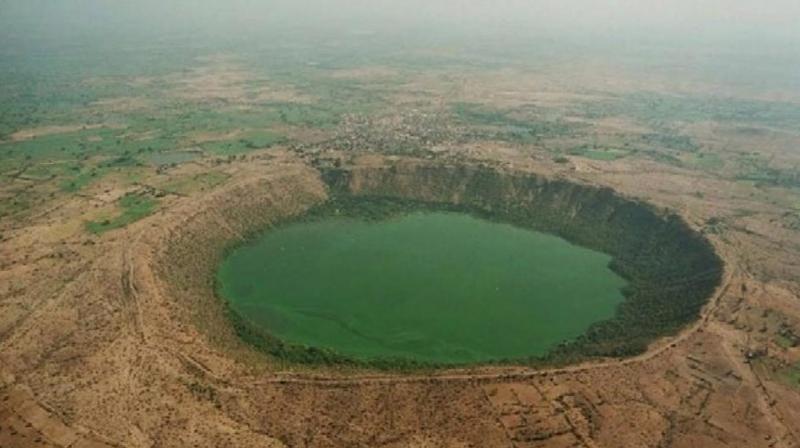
left=161, top=158, right=723, bottom=368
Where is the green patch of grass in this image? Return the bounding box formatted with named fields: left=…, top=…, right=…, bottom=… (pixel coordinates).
left=0, top=156, right=26, bottom=177
left=640, top=133, right=699, bottom=152
left=183, top=380, right=221, bottom=408
left=779, top=363, right=800, bottom=389
left=553, top=155, right=570, bottom=164
left=242, top=130, right=286, bottom=148
left=0, top=191, right=34, bottom=219
left=569, top=146, right=629, bottom=161
left=60, top=167, right=106, bottom=192
left=684, top=152, right=724, bottom=171
left=202, top=130, right=286, bottom=155
left=452, top=102, right=514, bottom=126
left=86, top=193, right=158, bottom=234
left=146, top=150, right=200, bottom=166
left=0, top=127, right=178, bottom=185
left=162, top=171, right=230, bottom=195
left=271, top=102, right=344, bottom=128
left=19, top=163, right=61, bottom=181
left=641, top=150, right=682, bottom=166
left=775, top=334, right=796, bottom=349
left=734, top=154, right=800, bottom=189
left=100, top=153, right=142, bottom=168
left=0, top=130, right=96, bottom=163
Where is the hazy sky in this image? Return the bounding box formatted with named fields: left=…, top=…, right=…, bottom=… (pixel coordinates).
left=2, top=0, right=800, bottom=42
left=1, top=0, right=799, bottom=75
left=0, top=0, right=797, bottom=93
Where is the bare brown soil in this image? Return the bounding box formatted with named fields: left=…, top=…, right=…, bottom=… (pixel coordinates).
left=1, top=149, right=799, bottom=448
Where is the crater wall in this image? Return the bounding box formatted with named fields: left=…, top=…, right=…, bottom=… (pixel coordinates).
left=159, top=158, right=723, bottom=366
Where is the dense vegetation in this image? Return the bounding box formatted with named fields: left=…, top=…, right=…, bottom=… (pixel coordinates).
left=86, top=192, right=158, bottom=234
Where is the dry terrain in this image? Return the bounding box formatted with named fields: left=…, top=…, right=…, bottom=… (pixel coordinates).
left=1, top=144, right=800, bottom=447
left=1, top=56, right=800, bottom=448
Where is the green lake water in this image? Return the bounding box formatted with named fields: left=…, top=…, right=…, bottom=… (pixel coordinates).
left=216, top=212, right=627, bottom=364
